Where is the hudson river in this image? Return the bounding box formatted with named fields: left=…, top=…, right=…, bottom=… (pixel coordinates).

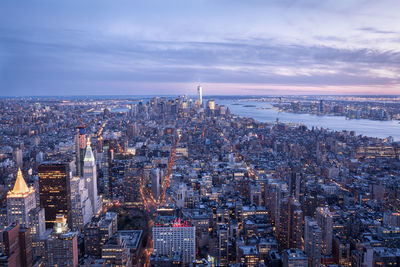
left=216, top=99, right=400, bottom=141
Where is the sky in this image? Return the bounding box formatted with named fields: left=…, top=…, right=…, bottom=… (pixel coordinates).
left=0, top=0, right=400, bottom=96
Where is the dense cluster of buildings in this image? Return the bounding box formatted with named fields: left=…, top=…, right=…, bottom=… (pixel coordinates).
left=273, top=96, right=400, bottom=121
left=0, top=89, right=399, bottom=266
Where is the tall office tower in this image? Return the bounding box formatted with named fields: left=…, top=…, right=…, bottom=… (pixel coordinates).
left=277, top=197, right=303, bottom=250
left=123, top=163, right=142, bottom=207
left=83, top=138, right=100, bottom=215
left=265, top=181, right=287, bottom=228
left=316, top=207, right=333, bottom=255
left=282, top=249, right=308, bottom=267
left=151, top=168, right=162, bottom=201
left=101, top=142, right=110, bottom=198
left=13, top=147, right=23, bottom=168
left=7, top=169, right=36, bottom=227
left=38, top=163, right=72, bottom=228
left=292, top=208, right=303, bottom=249
left=304, top=217, right=322, bottom=267
left=46, top=215, right=78, bottom=267
left=70, top=177, right=92, bottom=231
left=127, top=122, right=137, bottom=139
left=7, top=169, right=45, bottom=238
left=197, top=85, right=203, bottom=106
left=75, top=125, right=86, bottom=177
left=0, top=223, right=32, bottom=267
left=288, top=172, right=301, bottom=200
left=152, top=219, right=196, bottom=265
left=217, top=224, right=229, bottom=266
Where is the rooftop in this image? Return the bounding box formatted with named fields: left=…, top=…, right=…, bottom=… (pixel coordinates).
left=118, top=230, right=143, bottom=250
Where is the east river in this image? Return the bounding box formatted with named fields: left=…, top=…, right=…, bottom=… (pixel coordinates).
left=216, top=99, right=400, bottom=141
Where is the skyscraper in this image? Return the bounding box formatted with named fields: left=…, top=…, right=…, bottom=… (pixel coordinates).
left=217, top=224, right=229, bottom=266
left=38, top=163, right=72, bottom=228
left=7, top=169, right=36, bottom=227
left=316, top=207, right=333, bottom=255
left=70, top=176, right=92, bottom=231
left=277, top=197, right=303, bottom=250
left=151, top=168, right=162, bottom=201
left=100, top=141, right=111, bottom=199
left=197, top=85, right=202, bottom=106
left=75, top=125, right=86, bottom=177
left=13, top=148, right=23, bottom=168
left=83, top=138, right=100, bottom=215
left=304, top=217, right=322, bottom=267
left=7, top=169, right=45, bottom=238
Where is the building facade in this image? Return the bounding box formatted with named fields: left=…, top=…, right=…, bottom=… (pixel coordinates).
left=38, top=163, right=72, bottom=228
left=152, top=219, right=196, bottom=264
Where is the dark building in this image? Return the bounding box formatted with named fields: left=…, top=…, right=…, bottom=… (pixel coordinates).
left=277, top=197, right=303, bottom=250
left=123, top=162, right=142, bottom=208
left=38, top=162, right=72, bottom=228
left=0, top=223, right=32, bottom=267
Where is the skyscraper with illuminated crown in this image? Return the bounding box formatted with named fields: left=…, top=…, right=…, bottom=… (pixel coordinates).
left=7, top=169, right=45, bottom=237
left=83, top=138, right=101, bottom=215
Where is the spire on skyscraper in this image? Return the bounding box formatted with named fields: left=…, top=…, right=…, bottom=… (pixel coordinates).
left=84, top=138, right=94, bottom=162
left=11, top=168, right=29, bottom=195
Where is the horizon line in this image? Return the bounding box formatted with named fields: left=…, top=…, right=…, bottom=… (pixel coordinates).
left=2, top=94, right=400, bottom=98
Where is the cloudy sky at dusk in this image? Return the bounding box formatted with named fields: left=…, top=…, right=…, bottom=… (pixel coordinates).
left=1, top=0, right=400, bottom=96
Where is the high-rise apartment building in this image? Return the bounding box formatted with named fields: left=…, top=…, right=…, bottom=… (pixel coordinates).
left=217, top=224, right=229, bottom=266
left=316, top=207, right=333, bottom=255
left=38, top=163, right=72, bottom=228
left=304, top=217, right=322, bottom=267
left=278, top=197, right=303, bottom=250
left=152, top=218, right=196, bottom=264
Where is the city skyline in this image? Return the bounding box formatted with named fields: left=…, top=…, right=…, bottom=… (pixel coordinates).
left=0, top=93, right=399, bottom=266
left=1, top=0, right=400, bottom=96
